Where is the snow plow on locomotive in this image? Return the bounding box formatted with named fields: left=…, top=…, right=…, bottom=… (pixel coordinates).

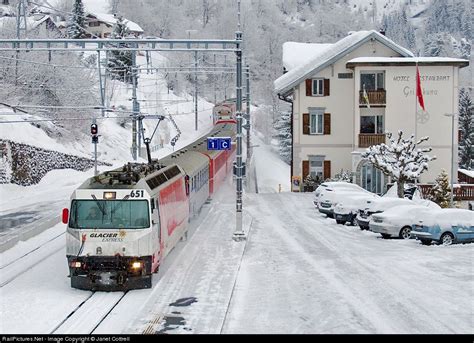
left=63, top=122, right=236, bottom=291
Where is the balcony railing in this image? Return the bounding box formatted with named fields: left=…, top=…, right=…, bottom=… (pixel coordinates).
left=359, top=133, right=386, bottom=148
left=419, top=184, right=474, bottom=201
left=359, top=90, right=386, bottom=106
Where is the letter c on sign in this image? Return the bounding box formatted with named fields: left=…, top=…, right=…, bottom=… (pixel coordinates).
left=221, top=141, right=228, bottom=149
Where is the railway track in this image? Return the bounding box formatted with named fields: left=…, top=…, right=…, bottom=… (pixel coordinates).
left=50, top=291, right=128, bottom=334
left=0, top=232, right=65, bottom=287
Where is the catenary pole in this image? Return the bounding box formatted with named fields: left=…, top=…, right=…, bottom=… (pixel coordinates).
left=233, top=0, right=246, bottom=241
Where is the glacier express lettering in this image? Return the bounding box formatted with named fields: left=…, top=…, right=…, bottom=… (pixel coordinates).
left=90, top=233, right=118, bottom=238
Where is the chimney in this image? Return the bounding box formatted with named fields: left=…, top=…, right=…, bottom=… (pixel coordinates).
left=379, top=29, right=386, bottom=36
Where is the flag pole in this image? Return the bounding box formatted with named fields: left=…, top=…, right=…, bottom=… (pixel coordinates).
left=415, top=57, right=418, bottom=142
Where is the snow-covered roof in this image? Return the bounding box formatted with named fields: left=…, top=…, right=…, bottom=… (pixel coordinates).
left=87, top=12, right=144, bottom=33
left=282, top=42, right=332, bottom=71
left=346, top=56, right=470, bottom=67
left=274, top=30, right=414, bottom=95
left=0, top=14, right=55, bottom=30
left=0, top=4, right=15, bottom=17
left=458, top=169, right=474, bottom=179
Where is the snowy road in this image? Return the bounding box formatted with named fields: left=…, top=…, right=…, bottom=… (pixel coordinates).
left=222, top=192, right=473, bottom=334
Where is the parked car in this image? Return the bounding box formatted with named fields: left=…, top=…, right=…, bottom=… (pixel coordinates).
left=318, top=188, right=370, bottom=218
left=411, top=209, right=474, bottom=245
left=369, top=203, right=441, bottom=239
left=333, top=192, right=380, bottom=225
left=313, top=182, right=368, bottom=209
left=356, top=197, right=415, bottom=230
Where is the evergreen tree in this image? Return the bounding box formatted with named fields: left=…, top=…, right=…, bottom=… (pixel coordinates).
left=424, top=33, right=444, bottom=57
left=107, top=16, right=133, bottom=84
left=273, top=110, right=292, bottom=165
left=459, top=89, right=473, bottom=169
left=429, top=169, right=452, bottom=208
left=67, top=0, right=85, bottom=39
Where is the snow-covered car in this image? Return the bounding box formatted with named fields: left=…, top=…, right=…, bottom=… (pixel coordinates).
left=369, top=203, right=441, bottom=239
left=411, top=209, right=474, bottom=245
left=356, top=197, right=415, bottom=230
left=333, top=192, right=380, bottom=225
left=318, top=187, right=370, bottom=218
left=313, top=182, right=367, bottom=209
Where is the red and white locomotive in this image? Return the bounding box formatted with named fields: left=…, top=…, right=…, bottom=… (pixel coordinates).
left=62, top=121, right=236, bottom=291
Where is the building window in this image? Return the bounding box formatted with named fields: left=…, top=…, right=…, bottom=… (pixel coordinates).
left=2, top=0, right=9, bottom=5
left=309, top=159, right=324, bottom=179
left=312, top=78, right=324, bottom=96
left=89, top=21, right=101, bottom=27
left=338, top=73, right=353, bottom=79
left=360, top=115, right=384, bottom=134
left=310, top=110, right=324, bottom=134
left=361, top=72, right=384, bottom=90
left=361, top=162, right=384, bottom=195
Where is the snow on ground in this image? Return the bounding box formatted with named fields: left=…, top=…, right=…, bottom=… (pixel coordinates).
left=1, top=135, right=472, bottom=334
left=222, top=192, right=473, bottom=334
left=253, top=134, right=290, bottom=193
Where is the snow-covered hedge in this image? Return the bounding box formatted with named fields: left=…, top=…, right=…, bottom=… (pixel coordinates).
left=0, top=140, right=111, bottom=186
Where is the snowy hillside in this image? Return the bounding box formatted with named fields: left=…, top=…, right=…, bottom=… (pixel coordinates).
left=348, top=0, right=431, bottom=21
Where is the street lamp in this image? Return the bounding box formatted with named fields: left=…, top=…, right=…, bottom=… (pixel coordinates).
left=444, top=113, right=458, bottom=207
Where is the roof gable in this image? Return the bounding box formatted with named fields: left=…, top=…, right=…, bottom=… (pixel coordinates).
left=274, top=30, right=414, bottom=95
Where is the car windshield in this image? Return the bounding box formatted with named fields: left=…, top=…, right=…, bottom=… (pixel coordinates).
left=69, top=200, right=150, bottom=229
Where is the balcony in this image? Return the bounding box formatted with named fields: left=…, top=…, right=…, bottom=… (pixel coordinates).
left=359, top=133, right=386, bottom=148
left=359, top=90, right=386, bottom=107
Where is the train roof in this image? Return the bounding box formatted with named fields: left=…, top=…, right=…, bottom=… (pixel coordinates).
left=160, top=150, right=208, bottom=176
left=79, top=161, right=169, bottom=189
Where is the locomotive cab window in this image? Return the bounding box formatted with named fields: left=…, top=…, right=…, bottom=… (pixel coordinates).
left=69, top=199, right=150, bottom=229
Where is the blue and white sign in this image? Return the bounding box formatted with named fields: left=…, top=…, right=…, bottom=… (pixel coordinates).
left=207, top=137, right=232, bottom=150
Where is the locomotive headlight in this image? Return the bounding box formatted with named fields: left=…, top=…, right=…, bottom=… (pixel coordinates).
left=103, top=192, right=116, bottom=199
left=70, top=261, right=82, bottom=268
left=96, top=247, right=102, bottom=255
left=131, top=261, right=142, bottom=270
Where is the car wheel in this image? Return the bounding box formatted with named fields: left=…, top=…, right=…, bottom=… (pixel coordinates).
left=420, top=239, right=431, bottom=246
left=440, top=232, right=454, bottom=246
left=336, top=219, right=346, bottom=225
left=381, top=233, right=391, bottom=239
left=399, top=226, right=411, bottom=240
left=349, top=215, right=356, bottom=226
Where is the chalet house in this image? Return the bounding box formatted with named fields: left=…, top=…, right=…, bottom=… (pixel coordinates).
left=274, top=30, right=469, bottom=193
left=85, top=13, right=144, bottom=38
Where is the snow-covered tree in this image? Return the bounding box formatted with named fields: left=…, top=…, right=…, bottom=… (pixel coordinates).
left=459, top=89, right=473, bottom=169
left=429, top=169, right=452, bottom=208
left=304, top=174, right=320, bottom=191
left=273, top=110, right=292, bottom=164
left=107, top=16, right=133, bottom=84
left=329, top=169, right=353, bottom=183
left=67, top=0, right=85, bottom=39
left=362, top=131, right=436, bottom=198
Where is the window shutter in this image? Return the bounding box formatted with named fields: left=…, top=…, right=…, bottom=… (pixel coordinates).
left=303, top=160, right=309, bottom=181
left=303, top=113, right=310, bottom=135
left=324, top=79, right=330, bottom=96
left=323, top=160, right=331, bottom=180
left=324, top=113, right=331, bottom=135
left=306, top=79, right=312, bottom=96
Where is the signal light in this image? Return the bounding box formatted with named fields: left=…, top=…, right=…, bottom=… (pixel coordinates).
left=91, top=123, right=98, bottom=135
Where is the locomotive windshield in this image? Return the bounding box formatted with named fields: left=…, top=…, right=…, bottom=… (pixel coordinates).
left=69, top=200, right=150, bottom=229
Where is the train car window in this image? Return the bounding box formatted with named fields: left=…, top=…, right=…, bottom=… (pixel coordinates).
left=69, top=199, right=150, bottom=229
left=164, top=166, right=180, bottom=180
left=146, top=172, right=168, bottom=190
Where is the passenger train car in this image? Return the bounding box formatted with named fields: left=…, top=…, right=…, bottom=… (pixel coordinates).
left=212, top=98, right=247, bottom=125
left=63, top=121, right=236, bottom=291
